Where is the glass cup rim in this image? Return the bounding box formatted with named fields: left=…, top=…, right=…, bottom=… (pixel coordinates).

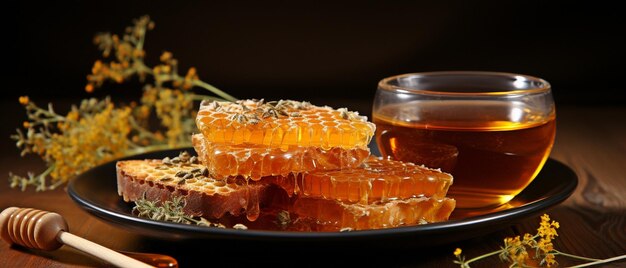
left=377, top=71, right=551, bottom=96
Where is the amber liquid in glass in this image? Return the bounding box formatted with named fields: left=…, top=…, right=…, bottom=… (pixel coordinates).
left=374, top=101, right=556, bottom=209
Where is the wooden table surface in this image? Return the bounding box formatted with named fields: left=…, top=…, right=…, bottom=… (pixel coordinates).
left=1, top=105, right=625, bottom=267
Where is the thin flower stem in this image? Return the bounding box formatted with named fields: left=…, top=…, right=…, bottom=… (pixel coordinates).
left=49, top=175, right=65, bottom=190
left=26, top=104, right=66, bottom=122
left=566, top=254, right=626, bottom=268
left=192, top=79, right=237, bottom=102
left=138, top=61, right=236, bottom=102
left=36, top=164, right=55, bottom=191
left=29, top=118, right=66, bottom=128
left=189, top=94, right=226, bottom=102
left=135, top=62, right=153, bottom=75
left=136, top=28, right=145, bottom=51
left=125, top=139, right=143, bottom=149
left=464, top=249, right=504, bottom=265
left=153, top=73, right=178, bottom=82
left=554, top=251, right=601, bottom=263
left=40, top=164, right=55, bottom=177
left=122, top=67, right=141, bottom=77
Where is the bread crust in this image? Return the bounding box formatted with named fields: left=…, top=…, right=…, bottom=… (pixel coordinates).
left=116, top=160, right=269, bottom=219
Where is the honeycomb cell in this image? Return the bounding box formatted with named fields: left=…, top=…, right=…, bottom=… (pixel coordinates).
left=292, top=196, right=456, bottom=231
left=269, top=157, right=453, bottom=204
left=195, top=99, right=376, bottom=150
left=192, top=134, right=370, bottom=180
left=116, top=158, right=268, bottom=221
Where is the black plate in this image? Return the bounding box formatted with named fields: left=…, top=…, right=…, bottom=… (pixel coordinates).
left=68, top=148, right=577, bottom=248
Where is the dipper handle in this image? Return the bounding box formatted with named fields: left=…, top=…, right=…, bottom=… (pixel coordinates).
left=0, top=207, right=154, bottom=268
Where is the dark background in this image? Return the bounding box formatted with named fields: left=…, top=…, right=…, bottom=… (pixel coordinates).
left=6, top=1, right=625, bottom=106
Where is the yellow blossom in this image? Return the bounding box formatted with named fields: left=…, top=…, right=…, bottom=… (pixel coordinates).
left=154, top=132, right=164, bottom=141
left=66, top=110, right=79, bottom=121
left=537, top=214, right=559, bottom=241
left=153, top=88, right=192, bottom=147
left=160, top=51, right=173, bottom=62
left=132, top=49, right=145, bottom=58
left=523, top=233, right=534, bottom=244
left=136, top=105, right=151, bottom=119
left=85, top=84, right=94, bottom=93
left=186, top=67, right=197, bottom=77
left=183, top=67, right=198, bottom=90
left=11, top=15, right=235, bottom=192
left=47, top=101, right=132, bottom=180
left=515, top=251, right=529, bottom=265
left=19, top=96, right=29, bottom=105
left=537, top=238, right=554, bottom=253
left=448, top=214, right=611, bottom=268
left=161, top=65, right=171, bottom=73
left=544, top=253, right=556, bottom=267
left=92, top=60, right=103, bottom=74
left=153, top=66, right=162, bottom=75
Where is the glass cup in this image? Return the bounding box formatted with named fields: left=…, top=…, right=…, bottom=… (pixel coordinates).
left=373, top=71, right=556, bottom=209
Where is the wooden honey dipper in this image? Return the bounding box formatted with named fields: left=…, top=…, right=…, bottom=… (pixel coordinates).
left=0, top=207, right=169, bottom=268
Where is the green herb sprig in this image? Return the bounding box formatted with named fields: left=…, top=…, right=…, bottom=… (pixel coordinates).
left=132, top=194, right=224, bottom=228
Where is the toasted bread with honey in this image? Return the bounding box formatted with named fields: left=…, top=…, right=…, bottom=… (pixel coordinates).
left=116, top=157, right=270, bottom=220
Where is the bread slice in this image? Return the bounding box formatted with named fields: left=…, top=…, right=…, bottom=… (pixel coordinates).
left=116, top=159, right=270, bottom=220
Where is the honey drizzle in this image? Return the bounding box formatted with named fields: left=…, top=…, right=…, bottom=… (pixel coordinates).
left=267, top=157, right=453, bottom=204
left=192, top=134, right=371, bottom=180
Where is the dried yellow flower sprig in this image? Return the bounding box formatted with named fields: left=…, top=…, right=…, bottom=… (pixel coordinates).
left=10, top=98, right=137, bottom=191
left=86, top=15, right=236, bottom=102
left=133, top=194, right=225, bottom=228
left=10, top=15, right=237, bottom=191
left=453, top=214, right=626, bottom=267
left=87, top=15, right=236, bottom=147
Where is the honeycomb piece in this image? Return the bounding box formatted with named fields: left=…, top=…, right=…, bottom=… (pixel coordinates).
left=116, top=158, right=268, bottom=221
left=269, top=157, right=453, bottom=204
left=293, top=197, right=456, bottom=231
left=195, top=99, right=376, bottom=150
left=192, top=134, right=370, bottom=180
